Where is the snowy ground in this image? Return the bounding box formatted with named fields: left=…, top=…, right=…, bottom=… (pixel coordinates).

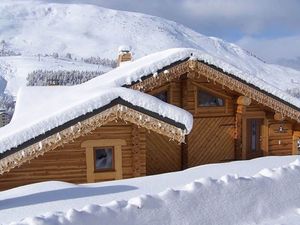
left=1, top=156, right=300, bottom=225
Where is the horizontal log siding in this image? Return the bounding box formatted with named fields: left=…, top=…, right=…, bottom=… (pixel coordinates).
left=0, top=121, right=146, bottom=191
left=268, top=121, right=293, bottom=156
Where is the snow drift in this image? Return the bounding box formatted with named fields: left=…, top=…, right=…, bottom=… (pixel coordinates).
left=10, top=159, right=300, bottom=225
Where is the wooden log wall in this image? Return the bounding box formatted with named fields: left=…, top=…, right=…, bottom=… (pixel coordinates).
left=0, top=120, right=146, bottom=191
left=146, top=75, right=237, bottom=173
left=268, top=120, right=293, bottom=156
left=188, top=117, right=235, bottom=167
left=185, top=76, right=236, bottom=166
left=146, top=131, right=181, bottom=175
left=145, top=81, right=182, bottom=175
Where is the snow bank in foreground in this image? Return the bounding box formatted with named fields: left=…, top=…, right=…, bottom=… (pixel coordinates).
left=10, top=160, right=300, bottom=225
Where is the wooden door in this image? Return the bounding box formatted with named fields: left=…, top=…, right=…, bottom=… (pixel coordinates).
left=246, top=119, right=264, bottom=159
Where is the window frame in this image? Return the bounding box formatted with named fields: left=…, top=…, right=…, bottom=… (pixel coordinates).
left=197, top=89, right=225, bottom=108
left=81, top=139, right=126, bottom=183
left=154, top=90, right=169, bottom=103
left=93, top=146, right=115, bottom=172
left=149, top=84, right=170, bottom=103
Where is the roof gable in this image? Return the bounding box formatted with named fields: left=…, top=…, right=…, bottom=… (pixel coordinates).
left=84, top=48, right=300, bottom=111
left=0, top=96, right=191, bottom=174
left=0, top=87, right=192, bottom=154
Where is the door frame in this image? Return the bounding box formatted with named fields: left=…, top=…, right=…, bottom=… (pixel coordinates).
left=241, top=114, right=268, bottom=159
left=292, top=131, right=300, bottom=155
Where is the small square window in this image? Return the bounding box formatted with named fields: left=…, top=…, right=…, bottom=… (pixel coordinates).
left=94, top=147, right=114, bottom=171
left=154, top=91, right=168, bottom=103
left=198, top=90, right=224, bottom=107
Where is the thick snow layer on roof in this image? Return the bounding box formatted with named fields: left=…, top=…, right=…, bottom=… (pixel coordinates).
left=3, top=156, right=300, bottom=225
left=2, top=45, right=300, bottom=152
left=86, top=48, right=300, bottom=109
left=118, top=45, right=131, bottom=53
left=0, top=86, right=192, bottom=153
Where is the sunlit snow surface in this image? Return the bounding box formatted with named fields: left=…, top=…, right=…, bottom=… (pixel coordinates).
left=1, top=0, right=300, bottom=98
left=0, top=156, right=299, bottom=225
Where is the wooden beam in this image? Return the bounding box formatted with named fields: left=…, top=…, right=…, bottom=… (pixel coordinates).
left=274, top=112, right=285, bottom=121
left=237, top=96, right=251, bottom=106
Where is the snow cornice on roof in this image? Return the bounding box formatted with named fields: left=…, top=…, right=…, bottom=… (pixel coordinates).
left=127, top=58, right=300, bottom=122
left=0, top=96, right=191, bottom=174
left=85, top=48, right=300, bottom=113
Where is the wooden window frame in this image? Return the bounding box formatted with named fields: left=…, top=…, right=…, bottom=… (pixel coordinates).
left=154, top=90, right=169, bottom=103
left=148, top=84, right=171, bottom=103
left=197, top=89, right=225, bottom=108
left=192, top=83, right=231, bottom=116
left=241, top=115, right=267, bottom=159
left=93, top=146, right=115, bottom=172
left=81, top=139, right=126, bottom=182
left=246, top=119, right=263, bottom=153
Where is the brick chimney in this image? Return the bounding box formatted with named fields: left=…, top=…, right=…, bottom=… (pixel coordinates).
left=117, top=45, right=132, bottom=66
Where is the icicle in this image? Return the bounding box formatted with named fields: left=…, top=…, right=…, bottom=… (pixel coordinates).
left=57, top=132, right=62, bottom=139
left=38, top=141, right=43, bottom=150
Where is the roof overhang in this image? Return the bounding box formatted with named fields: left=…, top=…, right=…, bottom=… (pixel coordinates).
left=126, top=59, right=300, bottom=122
left=0, top=97, right=187, bottom=175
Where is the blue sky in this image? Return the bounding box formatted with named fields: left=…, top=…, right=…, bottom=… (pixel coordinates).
left=43, top=0, right=300, bottom=69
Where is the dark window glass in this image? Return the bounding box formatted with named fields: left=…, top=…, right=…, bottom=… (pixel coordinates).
left=198, top=90, right=224, bottom=107
left=247, top=119, right=263, bottom=153
left=154, top=91, right=168, bottom=103
left=94, top=147, right=114, bottom=171
left=250, top=120, right=257, bottom=151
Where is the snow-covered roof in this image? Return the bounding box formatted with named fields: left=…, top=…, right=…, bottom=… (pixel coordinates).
left=0, top=86, right=192, bottom=155
left=84, top=48, right=300, bottom=110
left=118, top=45, right=131, bottom=53
left=1, top=46, right=300, bottom=158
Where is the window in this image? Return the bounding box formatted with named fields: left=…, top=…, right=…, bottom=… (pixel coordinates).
left=94, top=147, right=114, bottom=171
left=250, top=120, right=258, bottom=151
left=154, top=91, right=168, bottom=103
left=198, top=90, right=224, bottom=107
left=81, top=139, right=126, bottom=182
left=247, top=119, right=263, bottom=152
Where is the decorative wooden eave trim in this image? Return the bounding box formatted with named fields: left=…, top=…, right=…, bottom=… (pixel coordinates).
left=130, top=60, right=189, bottom=91
left=0, top=104, right=186, bottom=175
left=129, top=58, right=300, bottom=122
left=189, top=61, right=300, bottom=122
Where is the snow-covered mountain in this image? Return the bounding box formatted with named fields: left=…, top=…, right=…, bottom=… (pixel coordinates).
left=1, top=0, right=299, bottom=101
left=0, top=0, right=233, bottom=59
left=0, top=0, right=269, bottom=96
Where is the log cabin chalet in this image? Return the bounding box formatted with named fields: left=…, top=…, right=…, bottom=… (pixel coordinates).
left=1, top=47, right=300, bottom=190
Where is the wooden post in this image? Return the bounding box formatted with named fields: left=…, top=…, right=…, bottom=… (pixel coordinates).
left=132, top=125, right=141, bottom=177
left=237, top=96, right=251, bottom=106
left=235, top=96, right=250, bottom=160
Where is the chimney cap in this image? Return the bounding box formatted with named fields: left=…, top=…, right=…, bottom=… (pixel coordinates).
left=118, top=45, right=131, bottom=53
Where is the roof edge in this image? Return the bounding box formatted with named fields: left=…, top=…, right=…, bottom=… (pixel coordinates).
left=126, top=57, right=300, bottom=120
left=0, top=97, right=187, bottom=161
